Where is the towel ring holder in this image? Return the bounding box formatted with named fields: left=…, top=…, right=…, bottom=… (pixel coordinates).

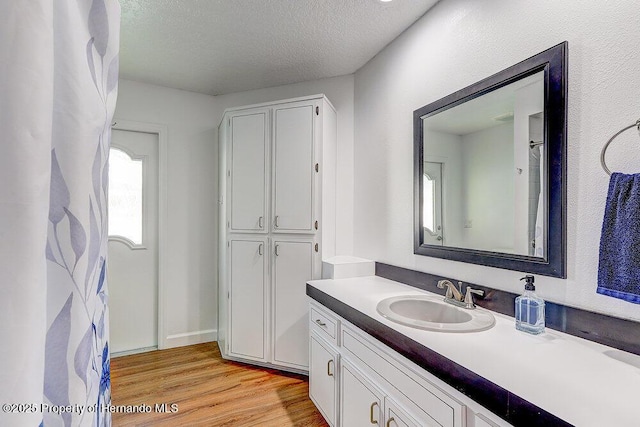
left=600, top=118, right=640, bottom=175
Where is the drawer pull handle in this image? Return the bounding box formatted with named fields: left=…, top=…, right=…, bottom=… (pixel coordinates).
left=315, top=319, right=326, bottom=327
left=386, top=417, right=395, bottom=427
left=327, top=359, right=334, bottom=377
left=258, top=243, right=263, bottom=256
left=370, top=402, right=379, bottom=424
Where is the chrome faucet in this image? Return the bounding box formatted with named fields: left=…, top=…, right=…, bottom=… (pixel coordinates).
left=437, top=280, right=484, bottom=309
left=437, top=280, right=464, bottom=302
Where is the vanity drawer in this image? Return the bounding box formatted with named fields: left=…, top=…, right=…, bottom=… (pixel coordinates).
left=310, top=305, right=338, bottom=344
left=341, top=325, right=465, bottom=427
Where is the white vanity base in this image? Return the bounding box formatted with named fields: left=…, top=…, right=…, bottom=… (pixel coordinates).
left=308, top=275, right=638, bottom=427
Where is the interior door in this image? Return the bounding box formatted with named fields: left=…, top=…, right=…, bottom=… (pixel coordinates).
left=273, top=102, right=314, bottom=233
left=272, top=239, right=313, bottom=368
left=108, top=129, right=159, bottom=355
left=229, top=110, right=269, bottom=233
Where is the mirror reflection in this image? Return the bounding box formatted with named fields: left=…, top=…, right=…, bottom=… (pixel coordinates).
left=421, top=71, right=545, bottom=257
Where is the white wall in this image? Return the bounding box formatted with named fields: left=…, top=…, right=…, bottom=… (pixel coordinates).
left=461, top=123, right=514, bottom=252
left=353, top=0, right=640, bottom=321
left=214, top=74, right=355, bottom=255
left=114, top=79, right=219, bottom=347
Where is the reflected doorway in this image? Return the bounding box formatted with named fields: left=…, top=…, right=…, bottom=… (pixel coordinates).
left=423, top=161, right=443, bottom=246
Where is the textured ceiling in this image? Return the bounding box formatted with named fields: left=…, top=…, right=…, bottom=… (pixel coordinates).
left=119, top=0, right=438, bottom=95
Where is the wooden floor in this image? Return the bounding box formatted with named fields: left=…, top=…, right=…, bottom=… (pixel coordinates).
left=110, top=343, right=328, bottom=427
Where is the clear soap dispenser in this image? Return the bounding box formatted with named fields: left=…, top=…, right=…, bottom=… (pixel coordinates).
left=515, top=275, right=545, bottom=335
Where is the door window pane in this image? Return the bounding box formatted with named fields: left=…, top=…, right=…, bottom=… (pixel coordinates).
left=108, top=147, right=143, bottom=245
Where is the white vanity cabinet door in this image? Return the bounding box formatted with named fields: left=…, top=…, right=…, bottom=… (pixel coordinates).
left=341, top=324, right=464, bottom=427
left=229, top=110, right=269, bottom=233
left=474, top=413, right=501, bottom=427
left=272, top=239, right=314, bottom=369
left=272, top=101, right=315, bottom=233
left=385, top=398, right=425, bottom=427
left=341, top=359, right=384, bottom=427
left=309, top=333, right=338, bottom=426
left=228, top=238, right=268, bottom=361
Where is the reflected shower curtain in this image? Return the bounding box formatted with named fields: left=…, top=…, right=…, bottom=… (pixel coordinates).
left=0, top=1, right=120, bottom=426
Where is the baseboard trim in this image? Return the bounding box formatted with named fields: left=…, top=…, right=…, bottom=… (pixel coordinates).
left=111, top=346, right=158, bottom=358
left=221, top=353, right=309, bottom=376
left=165, top=329, right=217, bottom=348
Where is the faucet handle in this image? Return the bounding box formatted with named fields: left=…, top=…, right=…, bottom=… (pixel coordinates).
left=437, top=280, right=456, bottom=299
left=437, top=280, right=464, bottom=301
left=436, top=279, right=449, bottom=289
left=464, top=287, right=484, bottom=309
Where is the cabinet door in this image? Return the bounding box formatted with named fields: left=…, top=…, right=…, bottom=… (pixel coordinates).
left=340, top=360, right=383, bottom=426
left=474, top=413, right=501, bottom=427
left=385, top=398, right=426, bottom=427
left=229, top=238, right=267, bottom=360
left=229, top=110, right=269, bottom=232
left=272, top=239, right=313, bottom=368
left=273, top=102, right=315, bottom=233
left=310, top=333, right=338, bottom=426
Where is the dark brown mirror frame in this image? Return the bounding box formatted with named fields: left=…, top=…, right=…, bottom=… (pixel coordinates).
left=413, top=42, right=567, bottom=278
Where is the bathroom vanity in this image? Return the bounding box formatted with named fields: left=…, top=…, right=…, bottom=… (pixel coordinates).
left=307, top=275, right=638, bottom=426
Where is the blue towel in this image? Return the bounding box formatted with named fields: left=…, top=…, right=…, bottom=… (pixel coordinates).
left=597, top=173, right=640, bottom=303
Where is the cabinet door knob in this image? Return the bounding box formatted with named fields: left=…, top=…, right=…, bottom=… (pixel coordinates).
left=370, top=402, right=379, bottom=425
left=327, top=359, right=334, bottom=377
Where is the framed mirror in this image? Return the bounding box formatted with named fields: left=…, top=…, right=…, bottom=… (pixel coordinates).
left=413, top=42, right=567, bottom=278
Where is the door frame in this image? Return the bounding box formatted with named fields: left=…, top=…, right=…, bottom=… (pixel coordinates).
left=111, top=119, right=168, bottom=350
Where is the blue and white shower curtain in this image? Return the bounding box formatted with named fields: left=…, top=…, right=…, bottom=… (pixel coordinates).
left=0, top=1, right=120, bottom=426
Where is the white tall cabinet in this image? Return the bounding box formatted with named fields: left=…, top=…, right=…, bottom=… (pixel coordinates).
left=218, top=95, right=337, bottom=373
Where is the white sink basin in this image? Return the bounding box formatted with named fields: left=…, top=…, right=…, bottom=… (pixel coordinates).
left=376, top=295, right=495, bottom=333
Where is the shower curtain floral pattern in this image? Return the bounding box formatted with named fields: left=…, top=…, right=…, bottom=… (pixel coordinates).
left=0, top=1, right=119, bottom=426
left=44, top=1, right=119, bottom=425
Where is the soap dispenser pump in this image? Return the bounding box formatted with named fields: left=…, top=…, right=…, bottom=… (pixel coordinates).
left=515, top=275, right=545, bottom=335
